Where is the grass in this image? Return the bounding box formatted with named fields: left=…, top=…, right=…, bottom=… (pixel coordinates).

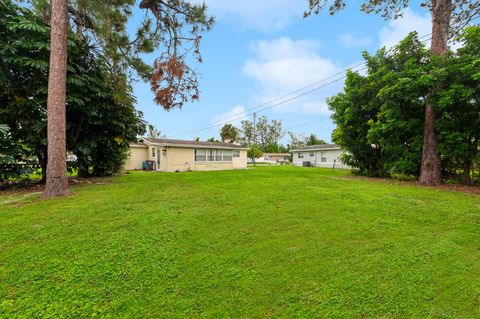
left=0, top=166, right=479, bottom=318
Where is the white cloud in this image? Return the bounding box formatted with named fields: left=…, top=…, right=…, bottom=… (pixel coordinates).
left=190, top=0, right=305, bottom=32
left=211, top=105, right=247, bottom=127
left=242, top=37, right=343, bottom=116
left=377, top=9, right=464, bottom=51
left=378, top=9, right=431, bottom=49
left=338, top=33, right=372, bottom=48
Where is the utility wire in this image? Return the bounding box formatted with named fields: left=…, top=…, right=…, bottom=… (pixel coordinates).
left=169, top=33, right=434, bottom=138
left=176, top=61, right=368, bottom=135
left=284, top=119, right=328, bottom=131
left=172, top=74, right=357, bottom=137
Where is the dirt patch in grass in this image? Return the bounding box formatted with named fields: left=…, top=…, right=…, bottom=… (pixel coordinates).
left=0, top=177, right=112, bottom=196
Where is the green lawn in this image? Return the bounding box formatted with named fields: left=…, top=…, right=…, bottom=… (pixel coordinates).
left=1, top=167, right=479, bottom=318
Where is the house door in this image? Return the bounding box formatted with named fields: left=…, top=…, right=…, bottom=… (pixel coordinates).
left=156, top=148, right=161, bottom=171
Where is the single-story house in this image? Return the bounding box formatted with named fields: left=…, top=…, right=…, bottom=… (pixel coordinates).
left=124, top=138, right=248, bottom=172
left=291, top=144, right=350, bottom=169
left=262, top=153, right=291, bottom=164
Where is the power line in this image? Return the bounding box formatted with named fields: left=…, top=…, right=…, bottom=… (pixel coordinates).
left=169, top=33, right=434, bottom=138
left=175, top=61, right=368, bottom=136
left=172, top=74, right=357, bottom=137
left=284, top=119, right=328, bottom=131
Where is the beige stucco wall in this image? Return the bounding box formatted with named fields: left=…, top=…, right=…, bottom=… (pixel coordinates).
left=124, top=144, right=247, bottom=172
left=124, top=146, right=148, bottom=170
left=233, top=149, right=247, bottom=169
left=162, top=147, right=247, bottom=172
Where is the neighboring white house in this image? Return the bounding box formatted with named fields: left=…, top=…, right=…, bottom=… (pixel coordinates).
left=262, top=153, right=291, bottom=164
left=291, top=144, right=350, bottom=169
left=246, top=153, right=291, bottom=164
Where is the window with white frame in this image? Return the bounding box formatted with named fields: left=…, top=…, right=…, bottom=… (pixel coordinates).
left=223, top=150, right=232, bottom=161
left=215, top=149, right=222, bottom=161
left=152, top=148, right=156, bottom=157
left=195, top=149, right=206, bottom=161
left=207, top=149, right=215, bottom=161
left=194, top=149, right=234, bottom=162
left=298, top=152, right=304, bottom=159
left=233, top=150, right=240, bottom=158
left=321, top=157, right=327, bottom=163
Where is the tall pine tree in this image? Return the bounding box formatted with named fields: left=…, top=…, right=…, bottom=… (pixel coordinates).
left=38, top=0, right=213, bottom=197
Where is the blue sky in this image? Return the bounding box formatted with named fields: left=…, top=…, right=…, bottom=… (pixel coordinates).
left=130, top=1, right=432, bottom=144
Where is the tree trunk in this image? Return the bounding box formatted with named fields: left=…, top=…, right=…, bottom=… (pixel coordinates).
left=462, top=160, right=472, bottom=185
left=419, top=0, right=452, bottom=186
left=43, top=0, right=70, bottom=198
left=77, top=156, right=89, bottom=178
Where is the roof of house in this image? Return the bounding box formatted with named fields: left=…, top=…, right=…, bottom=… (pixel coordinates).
left=291, top=144, right=341, bottom=152
left=137, top=138, right=247, bottom=150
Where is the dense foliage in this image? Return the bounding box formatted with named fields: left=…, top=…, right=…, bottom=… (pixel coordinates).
left=239, top=116, right=286, bottom=155
left=0, top=124, right=35, bottom=184
left=435, top=28, right=480, bottom=182
left=0, top=0, right=145, bottom=182
left=30, top=0, right=214, bottom=110
left=287, top=132, right=326, bottom=149
left=220, top=124, right=239, bottom=143
left=306, top=0, right=480, bottom=185
left=329, top=29, right=480, bottom=183
left=247, top=146, right=263, bottom=160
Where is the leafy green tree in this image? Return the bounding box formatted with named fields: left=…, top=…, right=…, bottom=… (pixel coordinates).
left=247, top=146, right=263, bottom=160
left=220, top=124, right=239, bottom=143
left=148, top=124, right=162, bottom=138
left=329, top=29, right=480, bottom=181
left=305, top=134, right=326, bottom=146
left=30, top=0, right=215, bottom=109
left=287, top=132, right=326, bottom=149
left=330, top=34, right=433, bottom=176
left=240, top=120, right=255, bottom=146
left=241, top=116, right=284, bottom=151
left=263, top=143, right=289, bottom=153
left=0, top=124, right=34, bottom=184
left=26, top=0, right=214, bottom=196
left=287, top=132, right=306, bottom=150
left=366, top=34, right=430, bottom=176
left=0, top=1, right=145, bottom=181
left=306, top=0, right=480, bottom=185
left=68, top=84, right=145, bottom=177
left=436, top=27, right=480, bottom=183
left=256, top=116, right=284, bottom=150
left=328, top=70, right=385, bottom=176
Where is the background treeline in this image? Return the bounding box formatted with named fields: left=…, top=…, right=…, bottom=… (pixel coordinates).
left=0, top=1, right=145, bottom=184
left=329, top=28, right=479, bottom=184
left=217, top=119, right=326, bottom=157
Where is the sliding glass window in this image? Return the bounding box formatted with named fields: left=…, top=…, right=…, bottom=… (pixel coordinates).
left=223, top=150, right=232, bottom=161
left=195, top=149, right=236, bottom=162
left=195, top=149, right=206, bottom=162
